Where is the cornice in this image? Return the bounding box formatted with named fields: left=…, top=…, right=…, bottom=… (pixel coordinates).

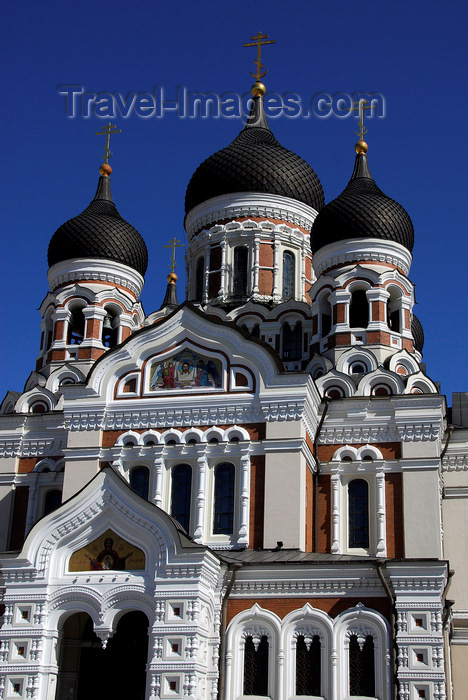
left=48, top=258, right=144, bottom=298
left=312, top=237, right=412, bottom=277
left=185, top=192, right=318, bottom=239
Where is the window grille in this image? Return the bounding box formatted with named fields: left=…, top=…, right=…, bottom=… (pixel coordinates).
left=233, top=247, right=248, bottom=297
left=348, top=479, right=369, bottom=548
left=296, top=634, right=321, bottom=695
left=282, top=251, right=295, bottom=299
left=213, top=462, right=235, bottom=534
left=243, top=635, right=269, bottom=696
left=349, top=634, right=375, bottom=696
left=130, top=466, right=150, bottom=500
left=171, top=464, right=192, bottom=532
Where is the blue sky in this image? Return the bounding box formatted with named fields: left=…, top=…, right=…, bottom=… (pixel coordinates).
left=2, top=0, right=467, bottom=404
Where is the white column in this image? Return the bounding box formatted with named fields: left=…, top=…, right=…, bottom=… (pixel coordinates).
left=253, top=235, right=260, bottom=295
left=375, top=470, right=387, bottom=556
left=366, top=288, right=390, bottom=331
left=329, top=290, right=351, bottom=331
left=300, top=239, right=306, bottom=302
left=272, top=236, right=281, bottom=301
left=203, top=244, right=210, bottom=304
left=237, top=451, right=250, bottom=546
left=331, top=472, right=341, bottom=554
left=153, top=451, right=164, bottom=509
left=218, top=233, right=227, bottom=299
left=193, top=452, right=207, bottom=543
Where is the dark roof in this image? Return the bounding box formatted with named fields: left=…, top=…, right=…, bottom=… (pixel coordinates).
left=48, top=176, right=148, bottom=276
left=412, top=314, right=424, bottom=352
left=218, top=548, right=380, bottom=564
left=311, top=153, right=414, bottom=254
left=185, top=95, right=324, bottom=214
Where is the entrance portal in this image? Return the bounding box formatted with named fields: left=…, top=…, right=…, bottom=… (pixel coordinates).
left=56, top=610, right=149, bottom=700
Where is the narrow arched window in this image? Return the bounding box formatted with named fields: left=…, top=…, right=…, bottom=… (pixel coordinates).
left=43, top=489, right=62, bottom=516
left=233, top=246, right=248, bottom=297
left=320, top=294, right=332, bottom=337
left=213, top=462, right=235, bottom=534
left=349, top=290, right=369, bottom=328
left=349, top=634, right=375, bottom=697
left=67, top=307, right=85, bottom=344
left=387, top=300, right=401, bottom=332
left=102, top=308, right=119, bottom=348
left=171, top=464, right=192, bottom=532
left=282, top=322, right=303, bottom=361
left=195, top=256, right=205, bottom=302
left=348, top=479, right=369, bottom=548
left=243, top=635, right=269, bottom=696
left=130, top=466, right=149, bottom=500
left=282, top=251, right=295, bottom=299
left=296, top=634, right=321, bottom=695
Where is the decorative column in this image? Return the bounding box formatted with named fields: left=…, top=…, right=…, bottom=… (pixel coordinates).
left=218, top=233, right=227, bottom=299
left=272, top=236, right=281, bottom=302
left=52, top=308, right=70, bottom=349
left=329, top=290, right=351, bottom=332
left=203, top=244, right=210, bottom=304
left=252, top=234, right=261, bottom=295
left=366, top=288, right=390, bottom=330
left=300, top=238, right=307, bottom=302
left=375, top=470, right=386, bottom=556
left=331, top=471, right=341, bottom=554
left=81, top=306, right=107, bottom=345
left=153, top=450, right=164, bottom=509
left=193, top=451, right=207, bottom=543
left=237, top=450, right=250, bottom=546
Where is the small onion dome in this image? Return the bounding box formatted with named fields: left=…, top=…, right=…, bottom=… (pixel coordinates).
left=48, top=174, right=148, bottom=276
left=411, top=314, right=424, bottom=352
left=311, top=151, right=414, bottom=254
left=185, top=93, right=324, bottom=214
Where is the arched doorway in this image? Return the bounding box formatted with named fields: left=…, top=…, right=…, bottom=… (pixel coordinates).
left=56, top=610, right=149, bottom=700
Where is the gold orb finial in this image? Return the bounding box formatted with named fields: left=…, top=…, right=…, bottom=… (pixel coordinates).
left=355, top=139, right=368, bottom=155
left=251, top=81, right=266, bottom=97
left=168, top=272, right=178, bottom=284
left=99, top=162, right=112, bottom=177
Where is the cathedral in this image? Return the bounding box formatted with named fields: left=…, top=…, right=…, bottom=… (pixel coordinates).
left=1, top=54, right=468, bottom=700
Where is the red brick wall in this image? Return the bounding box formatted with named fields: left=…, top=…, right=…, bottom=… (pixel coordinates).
left=317, top=442, right=401, bottom=461
left=102, top=423, right=267, bottom=447
left=385, top=473, right=404, bottom=558
left=316, top=475, right=331, bottom=553
left=249, top=455, right=265, bottom=549
left=259, top=243, right=274, bottom=267
left=258, top=269, right=273, bottom=295
left=226, top=596, right=391, bottom=626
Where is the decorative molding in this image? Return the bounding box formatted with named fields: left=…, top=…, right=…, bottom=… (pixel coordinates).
left=442, top=454, right=468, bottom=471
left=48, top=258, right=144, bottom=297
left=312, top=237, right=413, bottom=277
left=185, top=192, right=318, bottom=239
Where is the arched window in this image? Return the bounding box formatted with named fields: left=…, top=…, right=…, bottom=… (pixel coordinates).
left=282, top=251, right=295, bottom=299
left=195, top=256, right=205, bottom=302
left=43, top=489, right=62, bottom=516
left=130, top=466, right=149, bottom=500
left=213, top=462, right=235, bottom=534
left=171, top=464, right=192, bottom=532
left=348, top=479, right=369, bottom=548
left=243, top=635, right=269, bottom=696
left=349, top=290, right=369, bottom=328
left=67, top=306, right=85, bottom=345
left=387, top=287, right=402, bottom=333
left=233, top=246, right=248, bottom=297
left=102, top=308, right=119, bottom=348
left=282, top=322, right=303, bottom=361
left=349, top=634, right=375, bottom=697
left=296, top=634, right=321, bottom=695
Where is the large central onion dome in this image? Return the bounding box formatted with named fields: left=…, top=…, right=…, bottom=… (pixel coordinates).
left=311, top=146, right=414, bottom=254
left=48, top=171, right=148, bottom=276
left=185, top=91, right=324, bottom=214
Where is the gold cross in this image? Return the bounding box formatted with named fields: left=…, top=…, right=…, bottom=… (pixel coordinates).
left=348, top=99, right=374, bottom=141
left=243, top=31, right=275, bottom=80
left=96, top=122, right=121, bottom=163
left=164, top=237, right=185, bottom=273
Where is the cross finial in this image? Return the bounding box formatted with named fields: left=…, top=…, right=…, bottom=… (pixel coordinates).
left=164, top=237, right=185, bottom=274
left=243, top=31, right=275, bottom=80
left=348, top=99, right=375, bottom=142
left=96, top=122, right=121, bottom=164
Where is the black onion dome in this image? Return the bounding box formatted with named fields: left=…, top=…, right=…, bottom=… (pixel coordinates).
left=411, top=314, right=424, bottom=352
left=311, top=153, right=414, bottom=254
left=48, top=176, right=148, bottom=276
left=185, top=95, right=324, bottom=214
